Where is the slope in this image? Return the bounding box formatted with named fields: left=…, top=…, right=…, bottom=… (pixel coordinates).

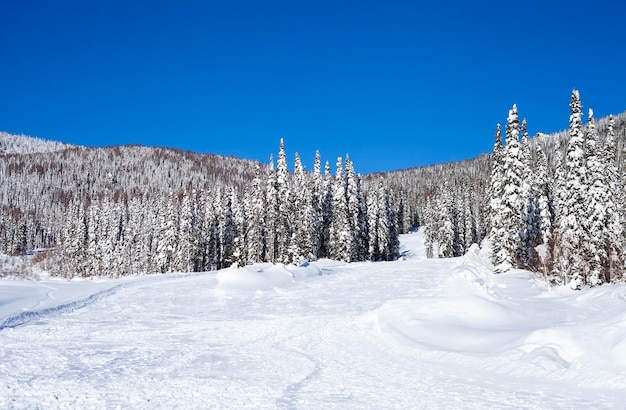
left=1, top=232, right=625, bottom=408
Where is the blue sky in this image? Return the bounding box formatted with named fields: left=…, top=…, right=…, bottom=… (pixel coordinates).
left=2, top=0, right=625, bottom=174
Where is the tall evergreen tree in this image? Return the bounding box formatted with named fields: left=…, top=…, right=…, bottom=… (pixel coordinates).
left=489, top=124, right=506, bottom=268
left=496, top=105, right=524, bottom=272
left=585, top=109, right=608, bottom=285
left=265, top=155, right=278, bottom=262
left=558, top=89, right=589, bottom=289
left=275, top=139, right=292, bottom=263
left=245, top=163, right=266, bottom=264
left=329, top=157, right=353, bottom=262
left=289, top=152, right=314, bottom=264
left=603, top=115, right=623, bottom=283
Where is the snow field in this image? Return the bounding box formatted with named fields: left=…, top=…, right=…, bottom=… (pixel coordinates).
left=1, top=230, right=626, bottom=408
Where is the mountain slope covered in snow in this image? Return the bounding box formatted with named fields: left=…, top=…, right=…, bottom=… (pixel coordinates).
left=1, top=232, right=625, bottom=408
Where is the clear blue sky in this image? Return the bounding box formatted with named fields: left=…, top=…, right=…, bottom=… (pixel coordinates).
left=2, top=0, right=625, bottom=174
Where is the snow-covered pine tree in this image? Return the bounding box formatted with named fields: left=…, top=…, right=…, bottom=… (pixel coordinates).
left=86, top=200, right=103, bottom=276
left=585, top=109, right=608, bottom=286
left=518, top=119, right=541, bottom=270
left=489, top=124, right=506, bottom=269
left=60, top=202, right=87, bottom=277
left=310, top=150, right=324, bottom=258
left=437, top=184, right=457, bottom=258
left=534, top=144, right=554, bottom=274
left=550, top=137, right=567, bottom=285
left=229, top=187, right=247, bottom=267
left=379, top=179, right=400, bottom=260
left=422, top=199, right=436, bottom=259
left=265, top=155, right=278, bottom=263
left=329, top=157, right=353, bottom=262
left=355, top=175, right=369, bottom=260
left=176, top=190, right=198, bottom=272
left=495, top=105, right=525, bottom=273
left=345, top=155, right=365, bottom=261
left=289, top=152, right=314, bottom=264
left=245, top=163, right=266, bottom=264
left=558, top=89, right=590, bottom=289
left=154, top=191, right=179, bottom=273
left=206, top=189, right=222, bottom=270
left=220, top=188, right=236, bottom=267
left=319, top=160, right=333, bottom=258
left=603, top=115, right=623, bottom=283
left=367, top=184, right=380, bottom=261
left=275, top=139, right=292, bottom=263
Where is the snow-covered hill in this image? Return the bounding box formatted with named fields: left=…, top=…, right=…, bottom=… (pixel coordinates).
left=1, top=232, right=626, bottom=408
left=0, top=132, right=73, bottom=154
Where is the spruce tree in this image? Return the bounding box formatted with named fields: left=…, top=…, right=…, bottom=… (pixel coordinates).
left=245, top=163, right=266, bottom=264
left=289, top=152, right=314, bottom=264
left=559, top=89, right=589, bottom=289
left=489, top=124, right=506, bottom=268
left=495, top=106, right=524, bottom=273
left=603, top=116, right=623, bottom=283
left=275, top=139, right=292, bottom=263
left=329, top=157, right=353, bottom=262
left=584, top=109, right=607, bottom=285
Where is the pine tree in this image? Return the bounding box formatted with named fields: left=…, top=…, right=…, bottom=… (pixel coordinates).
left=229, top=187, right=247, bottom=267
left=345, top=155, right=364, bottom=260
left=320, top=161, right=333, bottom=258
left=275, top=139, right=292, bottom=263
left=489, top=124, right=506, bottom=268
left=310, top=150, right=324, bottom=258
left=265, top=156, right=278, bottom=262
left=220, top=189, right=236, bottom=267
left=437, top=185, right=457, bottom=258
left=246, top=163, right=266, bottom=264
left=367, top=185, right=380, bottom=260
left=495, top=106, right=524, bottom=273
left=176, top=190, right=198, bottom=272
left=534, top=144, right=554, bottom=274
left=585, top=109, right=607, bottom=285
left=154, top=191, right=178, bottom=273
left=289, top=152, right=314, bottom=264
left=329, top=157, right=353, bottom=262
left=603, top=115, right=623, bottom=283
left=558, top=89, right=589, bottom=289
left=518, top=119, right=540, bottom=269
left=378, top=179, right=399, bottom=260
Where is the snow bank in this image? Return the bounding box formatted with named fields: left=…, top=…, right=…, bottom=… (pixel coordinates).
left=214, top=262, right=323, bottom=296
left=376, top=244, right=531, bottom=353
left=375, top=242, right=626, bottom=388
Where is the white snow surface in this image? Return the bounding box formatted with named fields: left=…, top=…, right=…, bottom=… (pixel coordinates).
left=2, top=231, right=626, bottom=409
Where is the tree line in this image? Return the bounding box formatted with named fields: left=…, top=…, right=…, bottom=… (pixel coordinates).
left=51, top=140, right=400, bottom=277
left=490, top=90, right=624, bottom=287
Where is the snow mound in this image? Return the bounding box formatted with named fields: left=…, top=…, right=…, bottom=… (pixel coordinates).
left=439, top=243, right=500, bottom=299
left=376, top=245, right=530, bottom=353
left=214, top=262, right=323, bottom=296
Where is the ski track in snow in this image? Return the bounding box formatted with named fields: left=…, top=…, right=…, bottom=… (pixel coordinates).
left=1, top=231, right=626, bottom=409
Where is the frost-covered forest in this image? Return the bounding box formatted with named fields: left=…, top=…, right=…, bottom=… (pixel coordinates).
left=2, top=90, right=626, bottom=286
left=0, top=138, right=399, bottom=277
left=392, top=90, right=626, bottom=288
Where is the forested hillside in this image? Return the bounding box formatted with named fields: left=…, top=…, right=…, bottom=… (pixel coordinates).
left=2, top=91, right=626, bottom=286
left=369, top=90, right=626, bottom=288
left=0, top=137, right=399, bottom=277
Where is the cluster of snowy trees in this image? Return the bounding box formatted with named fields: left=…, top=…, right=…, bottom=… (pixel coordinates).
left=3, top=93, right=626, bottom=285
left=365, top=156, right=490, bottom=259
left=490, top=90, right=625, bottom=287
left=53, top=139, right=399, bottom=277
left=0, top=142, right=259, bottom=257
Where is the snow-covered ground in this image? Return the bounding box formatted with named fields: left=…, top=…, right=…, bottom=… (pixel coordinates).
left=2, top=231, right=626, bottom=409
